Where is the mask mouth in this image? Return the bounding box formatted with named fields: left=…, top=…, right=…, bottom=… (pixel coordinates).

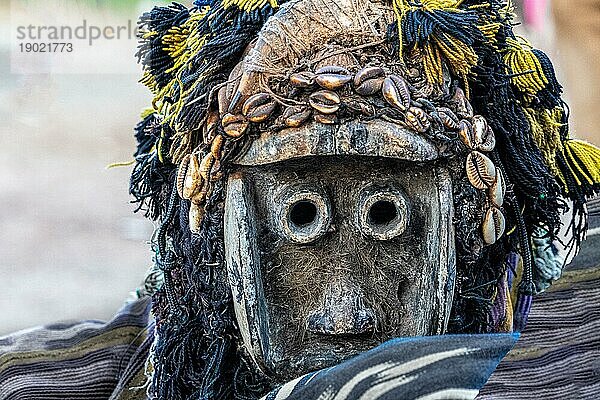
left=306, top=307, right=377, bottom=336
left=267, top=334, right=382, bottom=379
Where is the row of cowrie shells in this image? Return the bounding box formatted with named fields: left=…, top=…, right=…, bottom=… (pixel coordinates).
left=176, top=135, right=224, bottom=232
left=460, top=115, right=507, bottom=245
left=220, top=66, right=423, bottom=138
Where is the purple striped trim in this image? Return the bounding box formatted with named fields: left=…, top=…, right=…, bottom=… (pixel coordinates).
left=491, top=277, right=508, bottom=330
left=513, top=294, right=533, bottom=333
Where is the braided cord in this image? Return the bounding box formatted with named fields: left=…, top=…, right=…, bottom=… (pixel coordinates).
left=155, top=184, right=183, bottom=318
left=514, top=200, right=535, bottom=295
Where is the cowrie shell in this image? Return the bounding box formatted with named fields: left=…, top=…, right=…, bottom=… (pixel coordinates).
left=222, top=113, right=248, bottom=138
left=472, top=116, right=494, bottom=150
left=199, top=153, right=214, bottom=182
left=466, top=151, right=497, bottom=189
left=458, top=119, right=475, bottom=149
left=282, top=106, right=311, bottom=128
left=382, top=75, right=411, bottom=111
left=437, top=107, right=460, bottom=130
left=451, top=87, right=473, bottom=119
left=182, top=154, right=202, bottom=200
left=189, top=202, right=205, bottom=233
left=489, top=168, right=506, bottom=207
left=472, top=116, right=488, bottom=143
left=314, top=113, right=337, bottom=124
left=290, top=71, right=316, bottom=88
left=406, top=106, right=430, bottom=133
left=309, top=90, right=340, bottom=114
left=482, top=206, right=506, bottom=245
left=315, top=66, right=352, bottom=90
left=210, top=135, right=224, bottom=157
left=242, top=93, right=277, bottom=123
left=354, top=66, right=385, bottom=96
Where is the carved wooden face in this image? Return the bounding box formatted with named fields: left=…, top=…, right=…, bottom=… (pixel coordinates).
left=224, top=156, right=455, bottom=382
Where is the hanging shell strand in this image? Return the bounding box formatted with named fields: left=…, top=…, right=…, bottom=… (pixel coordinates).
left=460, top=115, right=507, bottom=245
left=176, top=136, right=225, bottom=233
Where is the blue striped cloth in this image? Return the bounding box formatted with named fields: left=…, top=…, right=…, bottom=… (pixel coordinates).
left=263, top=334, right=518, bottom=400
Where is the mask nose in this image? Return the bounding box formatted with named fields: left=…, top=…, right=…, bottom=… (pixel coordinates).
left=306, top=280, right=377, bottom=336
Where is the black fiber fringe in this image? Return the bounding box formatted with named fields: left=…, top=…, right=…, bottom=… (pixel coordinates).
left=469, top=8, right=563, bottom=235
left=150, top=183, right=271, bottom=400
left=137, top=3, right=191, bottom=88
left=401, top=8, right=481, bottom=48
left=446, top=159, right=509, bottom=333
left=531, top=48, right=563, bottom=110
left=130, top=113, right=176, bottom=220
left=131, top=1, right=278, bottom=220
left=136, top=3, right=278, bottom=131
left=132, top=4, right=282, bottom=397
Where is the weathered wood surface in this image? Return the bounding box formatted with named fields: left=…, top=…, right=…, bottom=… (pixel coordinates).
left=478, top=198, right=600, bottom=399
left=236, top=121, right=439, bottom=166
left=226, top=157, right=456, bottom=382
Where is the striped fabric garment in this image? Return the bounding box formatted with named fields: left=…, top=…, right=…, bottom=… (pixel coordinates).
left=0, top=301, right=516, bottom=400
left=2, top=261, right=600, bottom=400
left=1, top=270, right=598, bottom=400
left=478, top=205, right=600, bottom=399
left=1, top=265, right=599, bottom=400
left=0, top=298, right=152, bottom=400
left=478, top=272, right=600, bottom=399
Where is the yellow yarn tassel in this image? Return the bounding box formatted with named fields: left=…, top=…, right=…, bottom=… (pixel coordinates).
left=422, top=41, right=444, bottom=85
left=140, top=107, right=156, bottom=119
left=139, top=6, right=215, bottom=165
left=157, top=135, right=167, bottom=164
left=522, top=107, right=563, bottom=176
left=106, top=160, right=136, bottom=169
left=422, top=0, right=462, bottom=10
left=499, top=0, right=516, bottom=21
left=222, top=0, right=278, bottom=12
left=392, top=0, right=410, bottom=58
left=503, top=37, right=549, bottom=96
left=140, top=71, right=160, bottom=95
left=162, top=8, right=210, bottom=74
left=433, top=33, right=478, bottom=82
left=478, top=22, right=502, bottom=49
left=562, top=139, right=600, bottom=186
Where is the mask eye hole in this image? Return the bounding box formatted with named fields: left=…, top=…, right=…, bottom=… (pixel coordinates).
left=368, top=200, right=397, bottom=226
left=277, top=189, right=331, bottom=244
left=357, top=185, right=410, bottom=241
left=289, top=200, right=318, bottom=227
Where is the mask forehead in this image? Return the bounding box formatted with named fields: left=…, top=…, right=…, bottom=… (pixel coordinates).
left=224, top=156, right=455, bottom=381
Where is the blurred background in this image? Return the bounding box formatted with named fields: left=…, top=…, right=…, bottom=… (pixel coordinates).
left=0, top=0, right=182, bottom=335
left=0, top=0, right=598, bottom=335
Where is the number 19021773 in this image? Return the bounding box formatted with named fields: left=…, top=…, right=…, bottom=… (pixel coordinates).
left=19, top=43, right=73, bottom=52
